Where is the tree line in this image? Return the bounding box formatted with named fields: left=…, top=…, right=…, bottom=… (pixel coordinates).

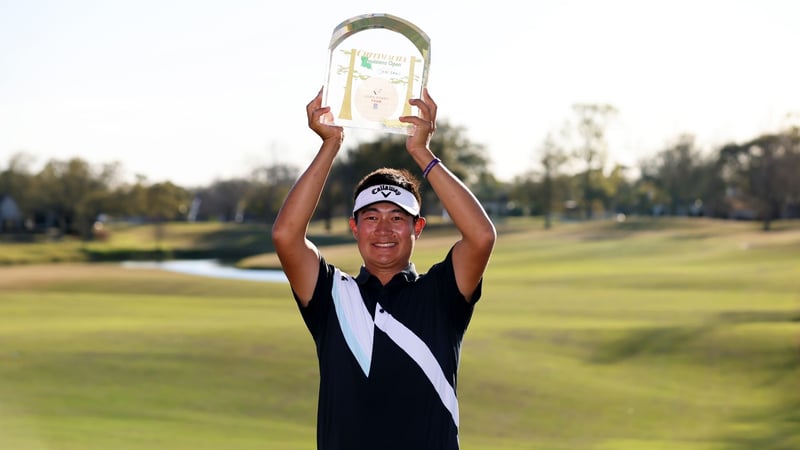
left=1, top=106, right=799, bottom=239
left=515, top=105, right=800, bottom=231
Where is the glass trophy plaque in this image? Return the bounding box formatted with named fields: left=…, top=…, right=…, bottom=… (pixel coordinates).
left=322, top=13, right=431, bottom=135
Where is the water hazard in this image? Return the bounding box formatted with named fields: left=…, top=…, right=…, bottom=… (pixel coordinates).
left=122, top=259, right=288, bottom=283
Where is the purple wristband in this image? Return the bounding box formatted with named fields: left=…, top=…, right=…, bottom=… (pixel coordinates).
left=423, top=157, right=441, bottom=178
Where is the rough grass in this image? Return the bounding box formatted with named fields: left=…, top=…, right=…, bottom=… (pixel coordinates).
left=0, top=217, right=798, bottom=449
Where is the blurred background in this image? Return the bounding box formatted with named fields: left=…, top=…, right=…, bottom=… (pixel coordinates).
left=1, top=1, right=798, bottom=449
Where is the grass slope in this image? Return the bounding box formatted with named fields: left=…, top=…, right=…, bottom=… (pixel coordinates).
left=0, top=217, right=798, bottom=449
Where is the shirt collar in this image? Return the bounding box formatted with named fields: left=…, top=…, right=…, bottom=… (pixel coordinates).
left=356, top=263, right=419, bottom=285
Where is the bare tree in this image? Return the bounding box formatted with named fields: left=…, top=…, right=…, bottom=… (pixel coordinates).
left=570, top=103, right=617, bottom=219
left=539, top=133, right=568, bottom=229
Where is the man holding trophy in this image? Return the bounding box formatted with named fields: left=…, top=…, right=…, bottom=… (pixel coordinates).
left=271, top=14, right=496, bottom=450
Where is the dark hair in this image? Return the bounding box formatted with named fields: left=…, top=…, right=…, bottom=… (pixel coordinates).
left=352, top=167, right=422, bottom=218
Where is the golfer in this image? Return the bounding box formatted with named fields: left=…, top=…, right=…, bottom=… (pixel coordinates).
left=272, top=87, right=496, bottom=450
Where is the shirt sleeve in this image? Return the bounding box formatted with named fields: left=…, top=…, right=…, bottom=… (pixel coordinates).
left=293, top=255, right=335, bottom=342
left=427, top=246, right=482, bottom=336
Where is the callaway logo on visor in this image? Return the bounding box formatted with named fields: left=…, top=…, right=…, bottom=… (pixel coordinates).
left=352, top=184, right=420, bottom=216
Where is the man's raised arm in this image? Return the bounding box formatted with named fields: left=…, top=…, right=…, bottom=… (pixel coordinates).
left=271, top=89, right=344, bottom=306
left=400, top=88, right=496, bottom=302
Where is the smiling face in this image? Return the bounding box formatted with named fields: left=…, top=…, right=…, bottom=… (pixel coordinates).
left=349, top=201, right=426, bottom=282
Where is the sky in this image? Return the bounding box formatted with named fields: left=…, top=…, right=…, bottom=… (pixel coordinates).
left=2, top=0, right=799, bottom=187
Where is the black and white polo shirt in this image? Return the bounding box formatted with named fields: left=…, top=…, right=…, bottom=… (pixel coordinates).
left=295, top=248, right=480, bottom=450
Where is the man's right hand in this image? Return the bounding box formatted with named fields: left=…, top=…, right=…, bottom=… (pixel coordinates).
left=307, top=87, right=344, bottom=145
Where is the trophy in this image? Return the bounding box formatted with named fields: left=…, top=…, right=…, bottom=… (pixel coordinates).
left=321, top=13, right=431, bottom=135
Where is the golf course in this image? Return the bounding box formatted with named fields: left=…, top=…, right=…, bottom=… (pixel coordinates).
left=0, top=217, right=798, bottom=450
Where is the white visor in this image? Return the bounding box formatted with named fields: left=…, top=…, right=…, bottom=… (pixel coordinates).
left=353, top=184, right=420, bottom=216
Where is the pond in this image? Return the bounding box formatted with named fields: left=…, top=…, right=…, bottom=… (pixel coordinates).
left=122, top=259, right=288, bottom=283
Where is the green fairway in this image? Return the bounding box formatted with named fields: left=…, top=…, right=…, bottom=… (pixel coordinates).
left=0, top=217, right=798, bottom=449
